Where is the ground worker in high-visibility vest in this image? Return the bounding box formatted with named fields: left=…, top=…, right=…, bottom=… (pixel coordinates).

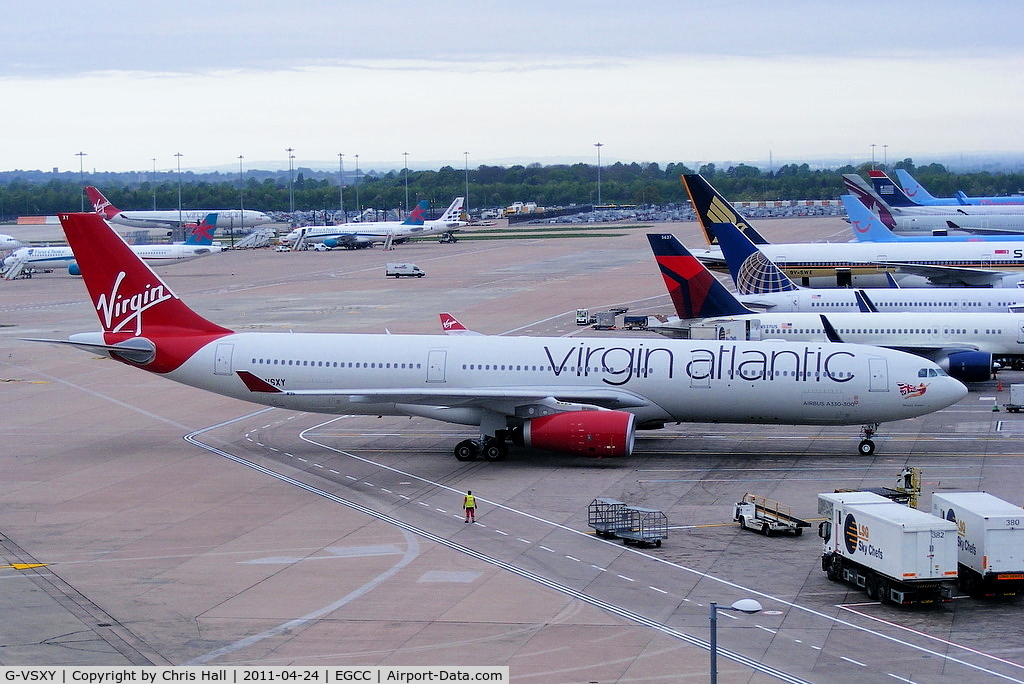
left=463, top=490, right=476, bottom=523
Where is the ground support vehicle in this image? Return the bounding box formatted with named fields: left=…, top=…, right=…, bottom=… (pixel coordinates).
left=575, top=308, right=594, bottom=326
left=1004, top=384, right=1024, bottom=412
left=734, top=493, right=810, bottom=536
left=932, top=492, right=1024, bottom=597
left=835, top=467, right=922, bottom=507
left=818, top=491, right=958, bottom=605
left=588, top=499, right=667, bottom=547
left=592, top=311, right=617, bottom=330
left=385, top=262, right=425, bottom=278
left=623, top=315, right=649, bottom=330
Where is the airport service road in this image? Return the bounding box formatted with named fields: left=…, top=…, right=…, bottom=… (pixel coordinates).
left=191, top=401, right=1024, bottom=684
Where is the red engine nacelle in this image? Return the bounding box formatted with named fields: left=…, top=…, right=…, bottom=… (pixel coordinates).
left=518, top=410, right=636, bottom=457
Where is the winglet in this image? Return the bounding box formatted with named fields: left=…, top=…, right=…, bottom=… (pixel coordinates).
left=854, top=290, right=879, bottom=313
left=819, top=315, right=844, bottom=343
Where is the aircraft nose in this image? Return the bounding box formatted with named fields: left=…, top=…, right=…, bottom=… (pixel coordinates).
left=938, top=376, right=969, bottom=409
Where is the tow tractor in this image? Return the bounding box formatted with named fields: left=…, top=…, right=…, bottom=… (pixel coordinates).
left=733, top=493, right=810, bottom=537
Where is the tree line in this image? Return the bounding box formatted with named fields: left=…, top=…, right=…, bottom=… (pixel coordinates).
left=1, top=159, right=1023, bottom=219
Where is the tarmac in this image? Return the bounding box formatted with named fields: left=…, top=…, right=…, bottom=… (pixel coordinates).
left=3, top=216, right=1024, bottom=682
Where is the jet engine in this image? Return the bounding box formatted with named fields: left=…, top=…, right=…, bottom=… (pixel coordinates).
left=938, top=350, right=993, bottom=384
left=512, top=410, right=636, bottom=457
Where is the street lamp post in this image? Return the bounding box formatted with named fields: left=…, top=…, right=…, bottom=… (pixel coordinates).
left=75, top=151, right=87, bottom=211
left=594, top=142, right=603, bottom=207
left=354, top=154, right=360, bottom=214
left=463, top=151, right=470, bottom=217
left=338, top=153, right=345, bottom=223
left=238, top=155, right=245, bottom=238
left=175, top=152, right=183, bottom=241
left=402, top=152, right=410, bottom=215
left=709, top=599, right=762, bottom=684
left=286, top=147, right=295, bottom=214
left=871, top=143, right=877, bottom=170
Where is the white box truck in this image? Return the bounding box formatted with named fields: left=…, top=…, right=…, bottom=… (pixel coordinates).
left=931, top=492, right=1024, bottom=597
left=818, top=491, right=958, bottom=605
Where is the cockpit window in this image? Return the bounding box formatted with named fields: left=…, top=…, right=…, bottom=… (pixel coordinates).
left=918, top=368, right=947, bottom=377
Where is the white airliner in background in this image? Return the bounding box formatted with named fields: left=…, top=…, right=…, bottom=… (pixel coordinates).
left=1, top=234, right=22, bottom=250
left=648, top=233, right=1024, bottom=391
left=281, top=197, right=465, bottom=249
left=2, top=214, right=223, bottom=279
left=86, top=186, right=272, bottom=231
left=708, top=221, right=1024, bottom=314
left=30, top=212, right=966, bottom=459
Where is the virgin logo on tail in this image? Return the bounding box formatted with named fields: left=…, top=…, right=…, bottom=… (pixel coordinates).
left=96, top=270, right=176, bottom=336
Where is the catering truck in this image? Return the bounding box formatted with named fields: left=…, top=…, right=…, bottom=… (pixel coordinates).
left=931, top=492, right=1024, bottom=597
left=818, top=491, right=958, bottom=605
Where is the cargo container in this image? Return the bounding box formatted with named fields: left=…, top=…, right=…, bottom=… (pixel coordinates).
left=931, top=492, right=1024, bottom=597
left=818, top=491, right=958, bottom=605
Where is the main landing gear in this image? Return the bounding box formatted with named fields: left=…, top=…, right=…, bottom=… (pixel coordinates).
left=858, top=423, right=878, bottom=456
left=454, top=437, right=508, bottom=462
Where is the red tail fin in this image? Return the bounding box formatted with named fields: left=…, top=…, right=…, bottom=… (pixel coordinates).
left=58, top=213, right=231, bottom=372
left=85, top=187, right=121, bottom=220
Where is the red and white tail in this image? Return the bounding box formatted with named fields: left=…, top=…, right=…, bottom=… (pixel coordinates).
left=85, top=187, right=121, bottom=220
left=439, top=312, right=483, bottom=336
left=58, top=213, right=230, bottom=371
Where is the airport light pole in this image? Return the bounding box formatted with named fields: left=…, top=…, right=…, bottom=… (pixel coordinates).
left=594, top=142, right=603, bottom=207
left=709, top=599, right=762, bottom=684
left=871, top=143, right=877, bottom=170
left=75, top=151, right=87, bottom=211
left=338, top=153, right=345, bottom=223
left=403, top=152, right=410, bottom=215
left=883, top=144, right=889, bottom=170
left=354, top=154, right=360, bottom=215
left=286, top=148, right=296, bottom=214
left=463, top=151, right=470, bottom=217
left=238, top=155, right=245, bottom=237
left=175, top=152, right=183, bottom=241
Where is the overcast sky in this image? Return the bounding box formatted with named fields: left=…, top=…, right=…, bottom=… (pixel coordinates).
left=3, top=1, right=1023, bottom=173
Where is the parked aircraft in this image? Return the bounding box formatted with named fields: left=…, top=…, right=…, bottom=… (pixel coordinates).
left=842, top=174, right=1024, bottom=236
left=843, top=195, right=1024, bottom=242
left=2, top=213, right=223, bottom=279
left=707, top=221, right=1024, bottom=314
left=683, top=174, right=1024, bottom=288
left=647, top=232, right=1024, bottom=389
left=28, top=212, right=966, bottom=459
left=1, top=234, right=22, bottom=250
left=87, top=187, right=270, bottom=232
left=440, top=312, right=483, bottom=336
left=281, top=197, right=465, bottom=249
left=884, top=169, right=1024, bottom=207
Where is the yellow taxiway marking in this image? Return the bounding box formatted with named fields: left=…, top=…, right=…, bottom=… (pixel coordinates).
left=1, top=563, right=48, bottom=570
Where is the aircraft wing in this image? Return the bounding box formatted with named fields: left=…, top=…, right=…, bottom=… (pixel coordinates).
left=236, top=371, right=651, bottom=412
left=947, top=222, right=1024, bottom=236
left=884, top=262, right=1014, bottom=287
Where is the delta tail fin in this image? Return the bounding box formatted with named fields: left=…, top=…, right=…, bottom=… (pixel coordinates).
left=680, top=174, right=769, bottom=246
left=183, top=213, right=219, bottom=245
left=646, top=233, right=752, bottom=319
left=53, top=213, right=231, bottom=373
left=402, top=200, right=430, bottom=225
left=707, top=222, right=800, bottom=295
left=85, top=187, right=121, bottom=221
left=841, top=195, right=903, bottom=242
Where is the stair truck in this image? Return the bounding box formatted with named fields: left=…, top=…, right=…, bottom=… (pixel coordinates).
left=931, top=492, right=1024, bottom=597
left=818, top=491, right=958, bottom=605
left=733, top=493, right=810, bottom=536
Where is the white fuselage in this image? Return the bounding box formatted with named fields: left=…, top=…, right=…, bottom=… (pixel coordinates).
left=654, top=311, right=1024, bottom=357
left=111, top=209, right=271, bottom=230
left=3, top=243, right=222, bottom=270
left=739, top=288, right=1024, bottom=313
left=281, top=219, right=458, bottom=245
left=74, top=332, right=967, bottom=428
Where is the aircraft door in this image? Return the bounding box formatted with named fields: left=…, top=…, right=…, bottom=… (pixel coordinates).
left=214, top=343, right=234, bottom=376
left=427, top=349, right=447, bottom=383
left=868, top=357, right=888, bottom=392
left=747, top=319, right=761, bottom=341
left=1017, top=318, right=1024, bottom=344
